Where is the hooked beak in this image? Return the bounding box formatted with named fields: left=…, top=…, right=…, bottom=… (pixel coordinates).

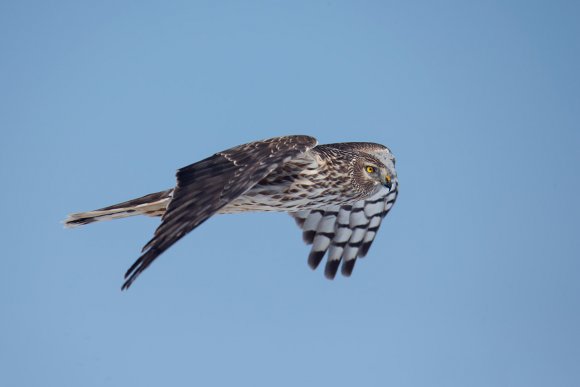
left=382, top=175, right=392, bottom=190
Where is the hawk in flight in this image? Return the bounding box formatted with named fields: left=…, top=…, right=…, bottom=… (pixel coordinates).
left=65, top=135, right=398, bottom=289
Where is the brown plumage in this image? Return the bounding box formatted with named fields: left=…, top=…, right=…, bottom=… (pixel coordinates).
left=64, top=135, right=398, bottom=289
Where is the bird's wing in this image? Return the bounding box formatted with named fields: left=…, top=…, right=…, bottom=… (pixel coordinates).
left=290, top=180, right=398, bottom=279
left=122, top=135, right=317, bottom=289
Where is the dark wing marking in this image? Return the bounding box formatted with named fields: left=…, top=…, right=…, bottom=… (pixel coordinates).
left=122, top=135, right=317, bottom=289
left=291, top=181, right=398, bottom=279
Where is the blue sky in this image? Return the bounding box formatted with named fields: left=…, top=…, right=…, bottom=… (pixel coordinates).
left=1, top=1, right=579, bottom=386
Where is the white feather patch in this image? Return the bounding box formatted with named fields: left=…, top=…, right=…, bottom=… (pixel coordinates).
left=303, top=211, right=323, bottom=231
left=312, top=233, right=331, bottom=253
left=364, top=201, right=384, bottom=218
left=349, top=212, right=368, bottom=228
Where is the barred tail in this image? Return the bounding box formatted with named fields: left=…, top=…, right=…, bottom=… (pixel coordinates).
left=64, top=189, right=173, bottom=228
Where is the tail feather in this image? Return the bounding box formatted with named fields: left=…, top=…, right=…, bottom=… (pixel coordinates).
left=64, top=189, right=173, bottom=228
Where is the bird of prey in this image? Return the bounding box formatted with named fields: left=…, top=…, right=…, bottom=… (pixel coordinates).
left=65, top=135, right=398, bottom=289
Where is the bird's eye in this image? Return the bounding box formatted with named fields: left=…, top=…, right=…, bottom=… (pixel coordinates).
left=366, top=166, right=375, bottom=173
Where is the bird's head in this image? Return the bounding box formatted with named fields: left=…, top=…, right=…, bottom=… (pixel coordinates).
left=352, top=155, right=396, bottom=196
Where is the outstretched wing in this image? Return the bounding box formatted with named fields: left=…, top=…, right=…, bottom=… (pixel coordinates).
left=291, top=180, right=398, bottom=279
left=122, top=135, right=317, bottom=289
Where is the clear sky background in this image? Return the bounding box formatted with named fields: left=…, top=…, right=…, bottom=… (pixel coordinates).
left=1, top=1, right=579, bottom=386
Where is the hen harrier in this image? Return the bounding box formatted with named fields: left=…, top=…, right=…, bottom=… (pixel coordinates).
left=65, top=135, right=398, bottom=289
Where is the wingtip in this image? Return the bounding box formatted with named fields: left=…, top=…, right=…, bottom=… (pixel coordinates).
left=121, top=255, right=146, bottom=291
left=308, top=250, right=325, bottom=270
left=121, top=278, right=133, bottom=291
left=324, top=259, right=340, bottom=279
left=303, top=230, right=316, bottom=244
left=141, top=238, right=155, bottom=253
left=359, top=241, right=372, bottom=257
left=341, top=259, right=357, bottom=277
left=122, top=267, right=142, bottom=290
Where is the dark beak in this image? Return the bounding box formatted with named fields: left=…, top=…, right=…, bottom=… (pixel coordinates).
left=383, top=175, right=392, bottom=190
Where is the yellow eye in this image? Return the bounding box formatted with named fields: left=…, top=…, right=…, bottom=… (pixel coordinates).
left=366, top=166, right=375, bottom=173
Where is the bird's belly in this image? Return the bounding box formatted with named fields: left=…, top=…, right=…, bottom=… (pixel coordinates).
left=219, top=196, right=313, bottom=213
left=218, top=185, right=359, bottom=214
left=219, top=194, right=322, bottom=214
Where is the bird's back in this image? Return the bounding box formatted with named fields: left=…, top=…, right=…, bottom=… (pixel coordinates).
left=220, top=144, right=382, bottom=214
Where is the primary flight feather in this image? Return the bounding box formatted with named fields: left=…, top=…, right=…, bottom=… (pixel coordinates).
left=65, top=135, right=398, bottom=289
